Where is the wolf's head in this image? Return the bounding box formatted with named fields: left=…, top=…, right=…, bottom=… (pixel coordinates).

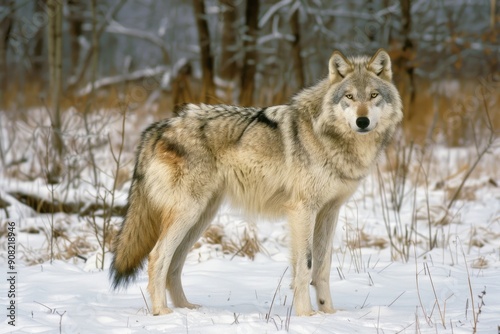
left=321, top=49, right=402, bottom=135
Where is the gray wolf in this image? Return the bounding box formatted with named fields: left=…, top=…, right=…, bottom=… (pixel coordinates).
left=109, top=49, right=402, bottom=316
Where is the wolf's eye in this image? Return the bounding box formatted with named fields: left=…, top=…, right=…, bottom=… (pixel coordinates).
left=371, top=93, right=379, bottom=99
left=345, top=94, right=353, bottom=99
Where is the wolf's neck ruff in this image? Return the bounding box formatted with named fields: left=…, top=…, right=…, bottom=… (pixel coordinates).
left=110, top=49, right=403, bottom=316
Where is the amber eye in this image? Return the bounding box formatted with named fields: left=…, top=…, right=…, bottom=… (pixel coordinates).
left=345, top=94, right=353, bottom=99
left=371, top=92, right=379, bottom=98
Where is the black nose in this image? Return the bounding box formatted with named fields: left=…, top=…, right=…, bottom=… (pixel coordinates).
left=356, top=117, right=370, bottom=129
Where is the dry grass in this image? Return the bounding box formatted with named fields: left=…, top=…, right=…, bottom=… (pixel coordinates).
left=346, top=227, right=388, bottom=250
left=2, top=80, right=174, bottom=116
left=194, top=223, right=261, bottom=260
left=23, top=229, right=98, bottom=266
left=399, top=76, right=500, bottom=146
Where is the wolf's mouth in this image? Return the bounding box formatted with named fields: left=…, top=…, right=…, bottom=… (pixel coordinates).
left=354, top=123, right=377, bottom=134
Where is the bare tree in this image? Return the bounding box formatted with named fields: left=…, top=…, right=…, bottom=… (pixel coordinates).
left=67, top=0, right=127, bottom=91
left=32, top=1, right=46, bottom=78
left=239, top=0, right=259, bottom=106
left=68, top=0, right=84, bottom=71
left=290, top=5, right=304, bottom=88
left=47, top=0, right=64, bottom=180
left=0, top=2, right=14, bottom=101
left=218, top=0, right=239, bottom=82
left=193, top=0, right=217, bottom=103
left=172, top=62, right=194, bottom=106
left=399, top=0, right=416, bottom=118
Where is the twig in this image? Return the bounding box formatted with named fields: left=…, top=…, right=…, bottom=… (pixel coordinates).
left=473, top=287, right=486, bottom=334
left=34, top=300, right=53, bottom=312
left=269, top=317, right=279, bottom=330
left=444, top=91, right=495, bottom=213
left=376, top=306, right=381, bottom=334
left=395, top=321, right=415, bottom=334
left=459, top=240, right=477, bottom=330
left=387, top=291, right=406, bottom=308
left=337, top=266, right=345, bottom=280
left=424, top=262, right=446, bottom=328
left=57, top=310, right=66, bottom=334
left=139, top=287, right=150, bottom=314
left=229, top=239, right=250, bottom=261
left=361, top=292, right=370, bottom=309
left=266, top=266, right=288, bottom=323
left=414, top=247, right=431, bottom=326
left=285, top=302, right=293, bottom=331
left=231, top=313, right=240, bottom=325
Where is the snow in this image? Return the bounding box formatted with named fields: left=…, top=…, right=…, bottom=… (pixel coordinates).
left=1, top=109, right=500, bottom=333
left=2, top=239, right=500, bottom=333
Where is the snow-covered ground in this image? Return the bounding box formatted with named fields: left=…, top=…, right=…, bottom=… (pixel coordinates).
left=1, top=109, right=499, bottom=333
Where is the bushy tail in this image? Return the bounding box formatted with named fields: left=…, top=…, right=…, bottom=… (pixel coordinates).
left=109, top=183, right=160, bottom=290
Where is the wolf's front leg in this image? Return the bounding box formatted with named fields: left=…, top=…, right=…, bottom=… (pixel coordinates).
left=311, top=205, right=340, bottom=313
left=288, top=207, right=316, bottom=316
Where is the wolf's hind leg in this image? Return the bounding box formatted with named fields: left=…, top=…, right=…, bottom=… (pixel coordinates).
left=167, top=193, right=223, bottom=309
left=148, top=251, right=172, bottom=315
left=311, top=205, right=339, bottom=314
left=148, top=205, right=205, bottom=315
left=166, top=238, right=200, bottom=310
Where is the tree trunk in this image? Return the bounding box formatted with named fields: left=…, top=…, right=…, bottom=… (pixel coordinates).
left=68, top=0, right=84, bottom=71
left=47, top=0, right=64, bottom=181
left=172, top=62, right=193, bottom=106
left=218, top=0, right=238, bottom=82
left=399, top=0, right=415, bottom=119
left=0, top=2, right=13, bottom=104
left=239, top=0, right=259, bottom=106
left=290, top=7, right=304, bottom=88
left=32, top=1, right=45, bottom=78
left=193, top=0, right=217, bottom=103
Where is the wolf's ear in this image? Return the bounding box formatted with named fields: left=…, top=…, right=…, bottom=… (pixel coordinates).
left=329, top=51, right=352, bottom=83
left=368, top=49, right=392, bottom=81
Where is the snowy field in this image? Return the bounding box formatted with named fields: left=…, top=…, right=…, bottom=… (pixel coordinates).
left=1, top=109, right=499, bottom=333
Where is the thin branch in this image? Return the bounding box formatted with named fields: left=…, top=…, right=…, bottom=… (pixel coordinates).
left=77, top=65, right=169, bottom=96
left=68, top=0, right=128, bottom=90
left=105, top=21, right=170, bottom=63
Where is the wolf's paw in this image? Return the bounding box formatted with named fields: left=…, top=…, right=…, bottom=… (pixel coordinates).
left=297, top=310, right=318, bottom=317
left=295, top=308, right=317, bottom=316
left=179, top=302, right=201, bottom=310
left=152, top=306, right=173, bottom=316
left=318, top=306, right=337, bottom=314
